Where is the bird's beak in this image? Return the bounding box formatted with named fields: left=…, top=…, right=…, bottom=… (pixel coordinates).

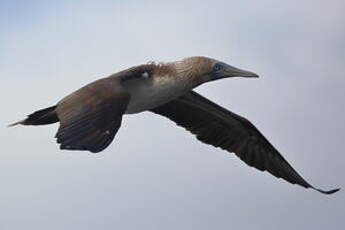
left=216, top=63, right=259, bottom=79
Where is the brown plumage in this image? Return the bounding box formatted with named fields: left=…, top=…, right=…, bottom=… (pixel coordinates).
left=151, top=91, right=339, bottom=194
left=9, top=56, right=339, bottom=195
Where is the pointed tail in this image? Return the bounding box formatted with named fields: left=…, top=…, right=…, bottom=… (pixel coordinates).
left=8, top=105, right=59, bottom=127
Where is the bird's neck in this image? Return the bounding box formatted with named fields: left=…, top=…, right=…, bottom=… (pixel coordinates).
left=169, top=59, right=208, bottom=85
left=124, top=62, right=203, bottom=114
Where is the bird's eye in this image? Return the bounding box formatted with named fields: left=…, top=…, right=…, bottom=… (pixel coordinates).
left=213, top=63, right=223, bottom=72
left=141, top=71, right=150, bottom=78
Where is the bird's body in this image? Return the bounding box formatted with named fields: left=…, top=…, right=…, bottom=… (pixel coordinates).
left=124, top=71, right=193, bottom=114
left=123, top=59, right=206, bottom=113
left=10, top=56, right=339, bottom=195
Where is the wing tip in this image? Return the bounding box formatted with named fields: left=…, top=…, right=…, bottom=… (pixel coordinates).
left=313, top=187, right=340, bottom=195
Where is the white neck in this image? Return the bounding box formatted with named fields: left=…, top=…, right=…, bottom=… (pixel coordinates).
left=124, top=73, right=197, bottom=114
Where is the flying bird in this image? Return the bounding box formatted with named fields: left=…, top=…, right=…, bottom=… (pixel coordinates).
left=10, top=56, right=339, bottom=195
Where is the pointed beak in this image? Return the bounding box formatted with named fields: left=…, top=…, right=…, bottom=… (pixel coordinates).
left=211, top=62, right=259, bottom=81
left=222, top=63, right=259, bottom=78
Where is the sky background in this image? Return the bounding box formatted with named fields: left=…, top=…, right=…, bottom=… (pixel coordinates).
left=1, top=0, right=344, bottom=229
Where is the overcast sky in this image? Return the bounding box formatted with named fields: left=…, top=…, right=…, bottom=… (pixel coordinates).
left=1, top=0, right=344, bottom=229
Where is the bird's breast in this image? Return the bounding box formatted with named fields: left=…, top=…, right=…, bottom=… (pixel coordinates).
left=124, top=75, right=193, bottom=114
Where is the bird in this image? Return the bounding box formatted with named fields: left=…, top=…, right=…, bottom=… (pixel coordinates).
left=9, top=56, right=339, bottom=195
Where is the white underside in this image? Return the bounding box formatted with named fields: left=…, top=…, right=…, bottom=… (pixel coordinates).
left=124, top=75, right=193, bottom=114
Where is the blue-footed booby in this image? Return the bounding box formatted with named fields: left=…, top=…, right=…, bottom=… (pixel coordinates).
left=9, top=56, right=339, bottom=195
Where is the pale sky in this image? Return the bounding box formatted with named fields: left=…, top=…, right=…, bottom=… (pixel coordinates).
left=1, top=0, right=344, bottom=229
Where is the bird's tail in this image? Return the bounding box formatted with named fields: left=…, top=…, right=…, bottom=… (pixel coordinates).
left=8, top=105, right=59, bottom=127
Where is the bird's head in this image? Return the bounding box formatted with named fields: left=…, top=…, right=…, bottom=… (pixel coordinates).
left=175, top=56, right=259, bottom=85
left=119, top=56, right=259, bottom=93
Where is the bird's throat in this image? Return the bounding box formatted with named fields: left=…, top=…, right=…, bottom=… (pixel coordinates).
left=124, top=74, right=196, bottom=114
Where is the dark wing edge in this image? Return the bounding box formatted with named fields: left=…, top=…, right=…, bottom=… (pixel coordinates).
left=151, top=91, right=339, bottom=195
left=55, top=78, right=130, bottom=153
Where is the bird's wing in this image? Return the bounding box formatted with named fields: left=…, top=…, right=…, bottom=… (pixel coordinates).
left=151, top=91, right=339, bottom=194
left=55, top=78, right=130, bottom=153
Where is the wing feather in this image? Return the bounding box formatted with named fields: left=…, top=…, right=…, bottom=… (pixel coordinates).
left=151, top=91, right=339, bottom=194
left=54, top=78, right=130, bottom=153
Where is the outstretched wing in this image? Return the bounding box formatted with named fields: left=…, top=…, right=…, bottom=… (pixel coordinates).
left=151, top=91, right=339, bottom=194
left=55, top=78, right=130, bottom=153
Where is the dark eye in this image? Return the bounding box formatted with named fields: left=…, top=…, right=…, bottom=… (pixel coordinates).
left=213, top=63, right=223, bottom=72
left=141, top=71, right=150, bottom=78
